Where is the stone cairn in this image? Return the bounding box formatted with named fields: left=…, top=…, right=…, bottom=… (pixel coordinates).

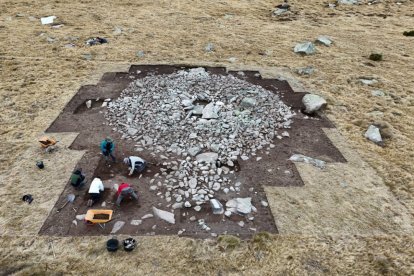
left=104, top=68, right=295, bottom=214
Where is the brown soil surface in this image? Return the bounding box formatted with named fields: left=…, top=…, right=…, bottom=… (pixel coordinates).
left=39, top=65, right=345, bottom=238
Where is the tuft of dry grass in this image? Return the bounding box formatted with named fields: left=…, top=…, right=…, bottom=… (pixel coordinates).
left=0, top=0, right=414, bottom=274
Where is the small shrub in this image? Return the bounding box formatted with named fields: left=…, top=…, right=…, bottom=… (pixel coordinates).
left=369, top=53, right=383, bottom=61
left=403, top=30, right=414, bottom=36
left=251, top=232, right=273, bottom=249
left=217, top=235, right=241, bottom=250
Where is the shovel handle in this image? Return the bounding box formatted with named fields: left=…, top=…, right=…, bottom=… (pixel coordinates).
left=57, top=201, right=69, bottom=212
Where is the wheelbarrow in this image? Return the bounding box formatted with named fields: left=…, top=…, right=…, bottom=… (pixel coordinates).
left=85, top=209, right=113, bottom=224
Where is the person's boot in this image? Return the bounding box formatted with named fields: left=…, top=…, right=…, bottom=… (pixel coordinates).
left=87, top=199, right=93, bottom=207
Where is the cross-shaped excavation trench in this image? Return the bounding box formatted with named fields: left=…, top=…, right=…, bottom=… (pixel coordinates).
left=39, top=65, right=345, bottom=238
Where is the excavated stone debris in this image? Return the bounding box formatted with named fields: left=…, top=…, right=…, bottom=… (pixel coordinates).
left=104, top=67, right=295, bottom=210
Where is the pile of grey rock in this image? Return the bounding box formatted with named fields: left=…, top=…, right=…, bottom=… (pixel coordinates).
left=104, top=68, right=295, bottom=213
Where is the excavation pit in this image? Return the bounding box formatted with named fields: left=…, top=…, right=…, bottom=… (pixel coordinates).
left=39, top=65, right=345, bottom=238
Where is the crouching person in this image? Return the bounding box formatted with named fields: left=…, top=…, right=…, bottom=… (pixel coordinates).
left=123, top=156, right=147, bottom=176
left=116, top=183, right=139, bottom=207
left=70, top=168, right=87, bottom=190
left=87, top=177, right=104, bottom=207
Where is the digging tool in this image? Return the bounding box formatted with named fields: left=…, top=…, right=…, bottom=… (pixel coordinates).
left=57, top=194, right=75, bottom=212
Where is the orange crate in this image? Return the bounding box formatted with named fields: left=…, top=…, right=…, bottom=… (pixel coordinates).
left=85, top=209, right=113, bottom=224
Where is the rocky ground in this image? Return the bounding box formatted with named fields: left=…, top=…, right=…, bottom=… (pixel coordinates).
left=1, top=0, right=414, bottom=274
left=105, top=68, right=294, bottom=217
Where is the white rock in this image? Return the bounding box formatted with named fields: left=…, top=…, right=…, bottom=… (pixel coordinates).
left=152, top=207, right=175, bottom=224
left=294, top=42, right=316, bottom=55
left=226, top=198, right=252, bottom=215
left=302, top=94, right=327, bottom=114
left=212, top=182, right=221, bottom=191
left=261, top=200, right=269, bottom=207
left=72, top=220, right=77, bottom=226
left=224, top=210, right=232, bottom=217
left=184, top=201, right=192, bottom=208
left=76, top=214, right=86, bottom=220
left=189, top=178, right=198, bottom=189
left=142, top=213, right=154, bottom=220
left=338, top=0, right=359, bottom=4
left=289, top=154, right=326, bottom=169
left=85, top=100, right=92, bottom=108
left=194, top=206, right=202, bottom=212
left=316, top=36, right=333, bottom=47
left=111, top=221, right=125, bottom=233
left=41, top=15, right=56, bottom=25
left=364, top=125, right=383, bottom=145
left=196, top=152, right=219, bottom=164
left=202, top=102, right=219, bottom=119
left=131, top=219, right=143, bottom=226
left=210, top=199, right=224, bottom=214
left=172, top=202, right=183, bottom=209
left=238, top=221, right=245, bottom=227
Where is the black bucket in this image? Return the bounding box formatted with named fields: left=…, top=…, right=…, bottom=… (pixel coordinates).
left=36, top=161, right=44, bottom=169
left=123, top=238, right=136, bottom=252
left=106, top=238, right=119, bottom=252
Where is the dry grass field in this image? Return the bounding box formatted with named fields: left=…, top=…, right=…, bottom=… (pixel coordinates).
left=1, top=0, right=414, bottom=274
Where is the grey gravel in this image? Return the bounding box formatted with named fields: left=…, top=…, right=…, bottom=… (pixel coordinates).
left=104, top=67, right=295, bottom=213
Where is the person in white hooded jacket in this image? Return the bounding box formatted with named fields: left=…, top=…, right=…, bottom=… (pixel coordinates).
left=87, top=177, right=104, bottom=206
left=123, top=156, right=147, bottom=176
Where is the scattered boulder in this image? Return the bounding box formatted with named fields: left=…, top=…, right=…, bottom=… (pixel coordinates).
left=188, top=146, right=201, bottom=157
left=315, top=36, right=333, bottom=47
left=196, top=152, right=219, bottom=164
left=272, top=8, right=289, bottom=16
left=289, top=154, right=326, bottom=169
left=364, top=125, right=383, bottom=145
left=76, top=214, right=86, bottom=220
left=131, top=219, right=142, bottom=226
left=294, top=42, right=316, bottom=55
left=337, top=0, right=359, bottom=4
left=226, top=198, right=252, bottom=215
left=240, top=97, right=257, bottom=108
left=142, top=214, right=154, bottom=220
left=359, top=77, right=379, bottom=86
left=152, top=207, right=175, bottom=224
left=202, top=102, right=219, bottom=119
left=296, top=66, right=315, bottom=76
left=85, top=100, right=92, bottom=109
left=369, top=53, right=383, bottom=61
left=41, top=16, right=56, bottom=25
left=111, top=221, right=125, bottom=234
left=205, top=43, right=215, bottom=52
left=210, top=199, right=224, bottom=214
left=371, top=90, right=385, bottom=97
left=302, top=94, right=327, bottom=114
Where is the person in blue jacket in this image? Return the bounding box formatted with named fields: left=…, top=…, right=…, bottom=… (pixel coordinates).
left=100, top=137, right=116, bottom=162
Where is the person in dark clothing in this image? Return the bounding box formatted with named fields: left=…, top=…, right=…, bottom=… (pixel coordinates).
left=100, top=137, right=116, bottom=162
left=70, top=168, right=87, bottom=189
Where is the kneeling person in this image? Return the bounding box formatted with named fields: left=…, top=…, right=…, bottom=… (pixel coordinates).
left=123, top=156, right=147, bottom=176
left=87, top=177, right=104, bottom=207
left=116, top=183, right=139, bottom=207
left=70, top=168, right=86, bottom=189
